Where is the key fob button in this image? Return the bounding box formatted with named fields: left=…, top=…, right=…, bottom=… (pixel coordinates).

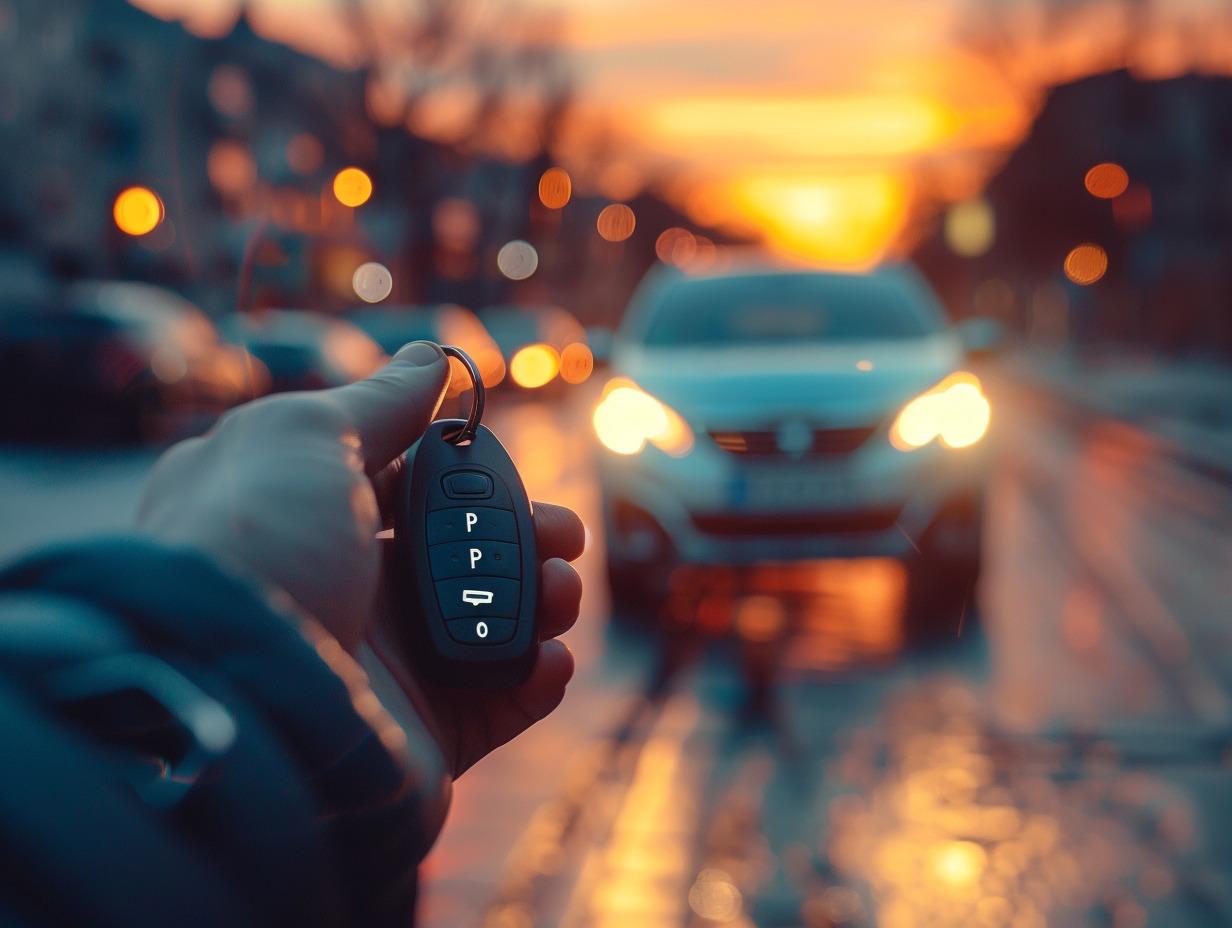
left=442, top=471, right=493, bottom=499
left=426, top=507, right=518, bottom=545
left=429, top=541, right=521, bottom=580
left=446, top=617, right=517, bottom=646
left=435, top=577, right=520, bottom=620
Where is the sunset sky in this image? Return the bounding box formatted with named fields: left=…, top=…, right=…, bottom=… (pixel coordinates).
left=132, top=0, right=1232, bottom=266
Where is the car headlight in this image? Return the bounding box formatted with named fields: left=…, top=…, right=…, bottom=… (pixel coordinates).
left=593, top=377, right=694, bottom=456
left=889, top=371, right=991, bottom=450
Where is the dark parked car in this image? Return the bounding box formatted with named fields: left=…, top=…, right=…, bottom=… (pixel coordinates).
left=0, top=281, right=265, bottom=444
left=346, top=303, right=505, bottom=389
left=220, top=309, right=386, bottom=393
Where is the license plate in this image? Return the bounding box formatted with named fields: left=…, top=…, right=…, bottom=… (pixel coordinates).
left=731, top=468, right=853, bottom=509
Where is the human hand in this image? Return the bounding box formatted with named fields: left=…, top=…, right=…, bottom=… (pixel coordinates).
left=137, top=341, right=584, bottom=778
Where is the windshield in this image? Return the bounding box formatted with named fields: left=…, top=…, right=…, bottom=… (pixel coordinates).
left=638, top=272, right=943, bottom=347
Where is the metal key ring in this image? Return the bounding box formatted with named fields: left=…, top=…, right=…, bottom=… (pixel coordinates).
left=440, top=345, right=484, bottom=444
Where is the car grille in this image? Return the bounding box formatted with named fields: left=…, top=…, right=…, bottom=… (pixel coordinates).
left=691, top=507, right=903, bottom=537
left=708, top=425, right=878, bottom=457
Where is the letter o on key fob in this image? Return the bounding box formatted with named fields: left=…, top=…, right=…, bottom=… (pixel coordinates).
left=392, top=347, right=538, bottom=689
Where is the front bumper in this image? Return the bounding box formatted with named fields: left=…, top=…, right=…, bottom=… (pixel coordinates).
left=599, top=434, right=987, bottom=568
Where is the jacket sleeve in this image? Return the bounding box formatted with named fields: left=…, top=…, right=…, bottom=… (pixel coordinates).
left=0, top=535, right=447, bottom=928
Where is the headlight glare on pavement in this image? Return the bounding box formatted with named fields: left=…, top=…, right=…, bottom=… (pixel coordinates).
left=593, top=378, right=694, bottom=456
left=890, top=372, right=991, bottom=450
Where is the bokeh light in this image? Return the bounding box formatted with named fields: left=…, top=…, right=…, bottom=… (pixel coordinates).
left=597, top=203, right=636, bottom=242
left=510, top=344, right=559, bottom=388
left=286, top=134, right=324, bottom=176
left=1085, top=163, right=1129, bottom=199
left=1063, top=243, right=1108, bottom=285
left=538, top=167, right=572, bottom=209
left=113, top=186, right=164, bottom=236
left=496, top=240, right=539, bottom=280
left=559, top=342, right=594, bottom=384
left=944, top=197, right=995, bottom=257
left=333, top=167, right=373, bottom=208
left=208, top=64, right=254, bottom=118
left=656, top=227, right=697, bottom=266
left=434, top=198, right=481, bottom=251
left=352, top=262, right=393, bottom=303
left=207, top=139, right=256, bottom=195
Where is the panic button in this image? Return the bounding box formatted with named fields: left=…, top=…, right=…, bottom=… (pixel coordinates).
left=443, top=471, right=493, bottom=500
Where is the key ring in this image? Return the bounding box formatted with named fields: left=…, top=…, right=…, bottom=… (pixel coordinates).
left=440, top=345, right=484, bottom=444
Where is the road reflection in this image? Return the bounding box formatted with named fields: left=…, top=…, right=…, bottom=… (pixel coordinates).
left=827, top=681, right=1193, bottom=928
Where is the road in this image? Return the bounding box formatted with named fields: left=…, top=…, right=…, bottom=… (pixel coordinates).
left=1, top=381, right=1229, bottom=928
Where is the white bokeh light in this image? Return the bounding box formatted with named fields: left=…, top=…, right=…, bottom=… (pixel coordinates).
left=496, top=240, right=538, bottom=281
left=352, top=262, right=393, bottom=303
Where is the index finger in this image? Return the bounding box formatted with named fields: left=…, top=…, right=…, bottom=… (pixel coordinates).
left=532, top=501, right=585, bottom=562
left=329, top=341, right=451, bottom=475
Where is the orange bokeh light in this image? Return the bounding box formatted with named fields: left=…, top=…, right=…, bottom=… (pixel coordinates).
left=333, top=167, right=373, bottom=208
left=113, top=187, right=164, bottom=236
left=597, top=203, right=636, bottom=242
left=538, top=167, right=572, bottom=209
left=559, top=342, right=594, bottom=384
left=510, top=344, right=560, bottom=388
left=1063, top=243, right=1108, bottom=285
left=1085, top=163, right=1129, bottom=199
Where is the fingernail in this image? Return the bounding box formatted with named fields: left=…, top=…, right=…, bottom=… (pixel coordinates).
left=396, top=340, right=446, bottom=367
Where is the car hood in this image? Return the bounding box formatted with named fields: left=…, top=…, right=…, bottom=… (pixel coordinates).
left=612, top=335, right=966, bottom=427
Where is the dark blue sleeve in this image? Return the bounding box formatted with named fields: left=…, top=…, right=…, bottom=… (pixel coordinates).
left=0, top=537, right=430, bottom=928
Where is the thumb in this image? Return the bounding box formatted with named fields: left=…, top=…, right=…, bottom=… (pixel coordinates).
left=330, top=341, right=451, bottom=474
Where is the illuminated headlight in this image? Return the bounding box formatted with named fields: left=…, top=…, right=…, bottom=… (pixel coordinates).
left=593, top=377, right=694, bottom=456
left=889, top=372, right=991, bottom=450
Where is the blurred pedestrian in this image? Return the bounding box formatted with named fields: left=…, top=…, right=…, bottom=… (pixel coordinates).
left=0, top=341, right=584, bottom=927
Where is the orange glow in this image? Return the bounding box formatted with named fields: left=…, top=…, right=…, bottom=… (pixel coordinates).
left=538, top=167, right=572, bottom=209
left=597, top=203, right=636, bottom=242
left=1063, top=244, right=1107, bottom=285
left=890, top=372, right=991, bottom=450
left=332, top=167, right=373, bottom=208
left=641, top=93, right=956, bottom=161
left=510, top=344, right=560, bottom=389
left=113, top=187, right=164, bottom=236
left=559, top=342, right=593, bottom=384
left=593, top=377, right=693, bottom=456
left=722, top=173, right=909, bottom=268
left=1085, top=163, right=1129, bottom=199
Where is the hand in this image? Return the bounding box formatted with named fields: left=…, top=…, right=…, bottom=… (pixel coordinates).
left=137, top=340, right=584, bottom=779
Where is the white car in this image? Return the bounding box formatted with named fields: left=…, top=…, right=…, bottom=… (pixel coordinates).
left=593, top=260, right=993, bottom=641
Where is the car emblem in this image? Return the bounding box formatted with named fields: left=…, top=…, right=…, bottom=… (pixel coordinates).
left=775, top=420, right=813, bottom=457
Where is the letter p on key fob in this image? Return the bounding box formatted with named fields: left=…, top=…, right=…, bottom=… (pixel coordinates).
left=392, top=347, right=538, bottom=689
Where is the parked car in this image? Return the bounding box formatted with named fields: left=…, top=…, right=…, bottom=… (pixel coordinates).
left=220, top=309, right=385, bottom=393
left=346, top=303, right=505, bottom=389
left=477, top=304, right=593, bottom=393
left=593, top=260, right=992, bottom=642
left=0, top=281, right=265, bottom=444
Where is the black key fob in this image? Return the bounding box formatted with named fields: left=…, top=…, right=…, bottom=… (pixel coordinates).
left=392, top=350, right=538, bottom=689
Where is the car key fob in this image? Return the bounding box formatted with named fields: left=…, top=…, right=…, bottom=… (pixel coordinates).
left=392, top=348, right=538, bottom=689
